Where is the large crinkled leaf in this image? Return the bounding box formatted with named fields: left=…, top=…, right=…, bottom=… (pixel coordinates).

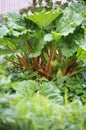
left=61, top=34, right=78, bottom=57
left=26, top=9, right=62, bottom=29
left=4, top=12, right=23, bottom=21
left=56, top=3, right=86, bottom=36
left=61, top=27, right=85, bottom=57
left=61, top=40, right=78, bottom=57
left=0, top=24, right=27, bottom=38
left=4, top=12, right=26, bottom=31
left=17, top=80, right=63, bottom=104
left=0, top=13, right=30, bottom=38
left=29, top=38, right=47, bottom=57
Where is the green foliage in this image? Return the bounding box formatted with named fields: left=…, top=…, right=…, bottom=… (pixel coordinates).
left=59, top=74, right=86, bottom=104
left=0, top=2, right=86, bottom=129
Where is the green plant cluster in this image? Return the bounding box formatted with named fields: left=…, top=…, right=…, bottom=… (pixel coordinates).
left=0, top=2, right=86, bottom=130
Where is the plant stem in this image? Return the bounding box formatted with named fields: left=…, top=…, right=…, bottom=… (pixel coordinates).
left=45, top=43, right=57, bottom=74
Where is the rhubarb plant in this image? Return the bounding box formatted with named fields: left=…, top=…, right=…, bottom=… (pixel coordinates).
left=0, top=2, right=86, bottom=80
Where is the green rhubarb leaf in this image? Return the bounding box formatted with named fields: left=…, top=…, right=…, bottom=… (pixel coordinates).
left=0, top=12, right=31, bottom=38
left=17, top=80, right=63, bottom=104
left=29, top=38, right=46, bottom=57
left=61, top=35, right=78, bottom=57
left=61, top=27, right=86, bottom=57
left=56, top=2, right=86, bottom=36
left=4, top=12, right=26, bottom=31
left=26, top=9, right=62, bottom=29
left=62, top=41, right=78, bottom=57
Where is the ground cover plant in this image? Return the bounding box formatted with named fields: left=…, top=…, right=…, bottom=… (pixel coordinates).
left=0, top=1, right=86, bottom=130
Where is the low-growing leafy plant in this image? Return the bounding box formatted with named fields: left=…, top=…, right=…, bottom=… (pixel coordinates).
left=0, top=83, right=86, bottom=130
